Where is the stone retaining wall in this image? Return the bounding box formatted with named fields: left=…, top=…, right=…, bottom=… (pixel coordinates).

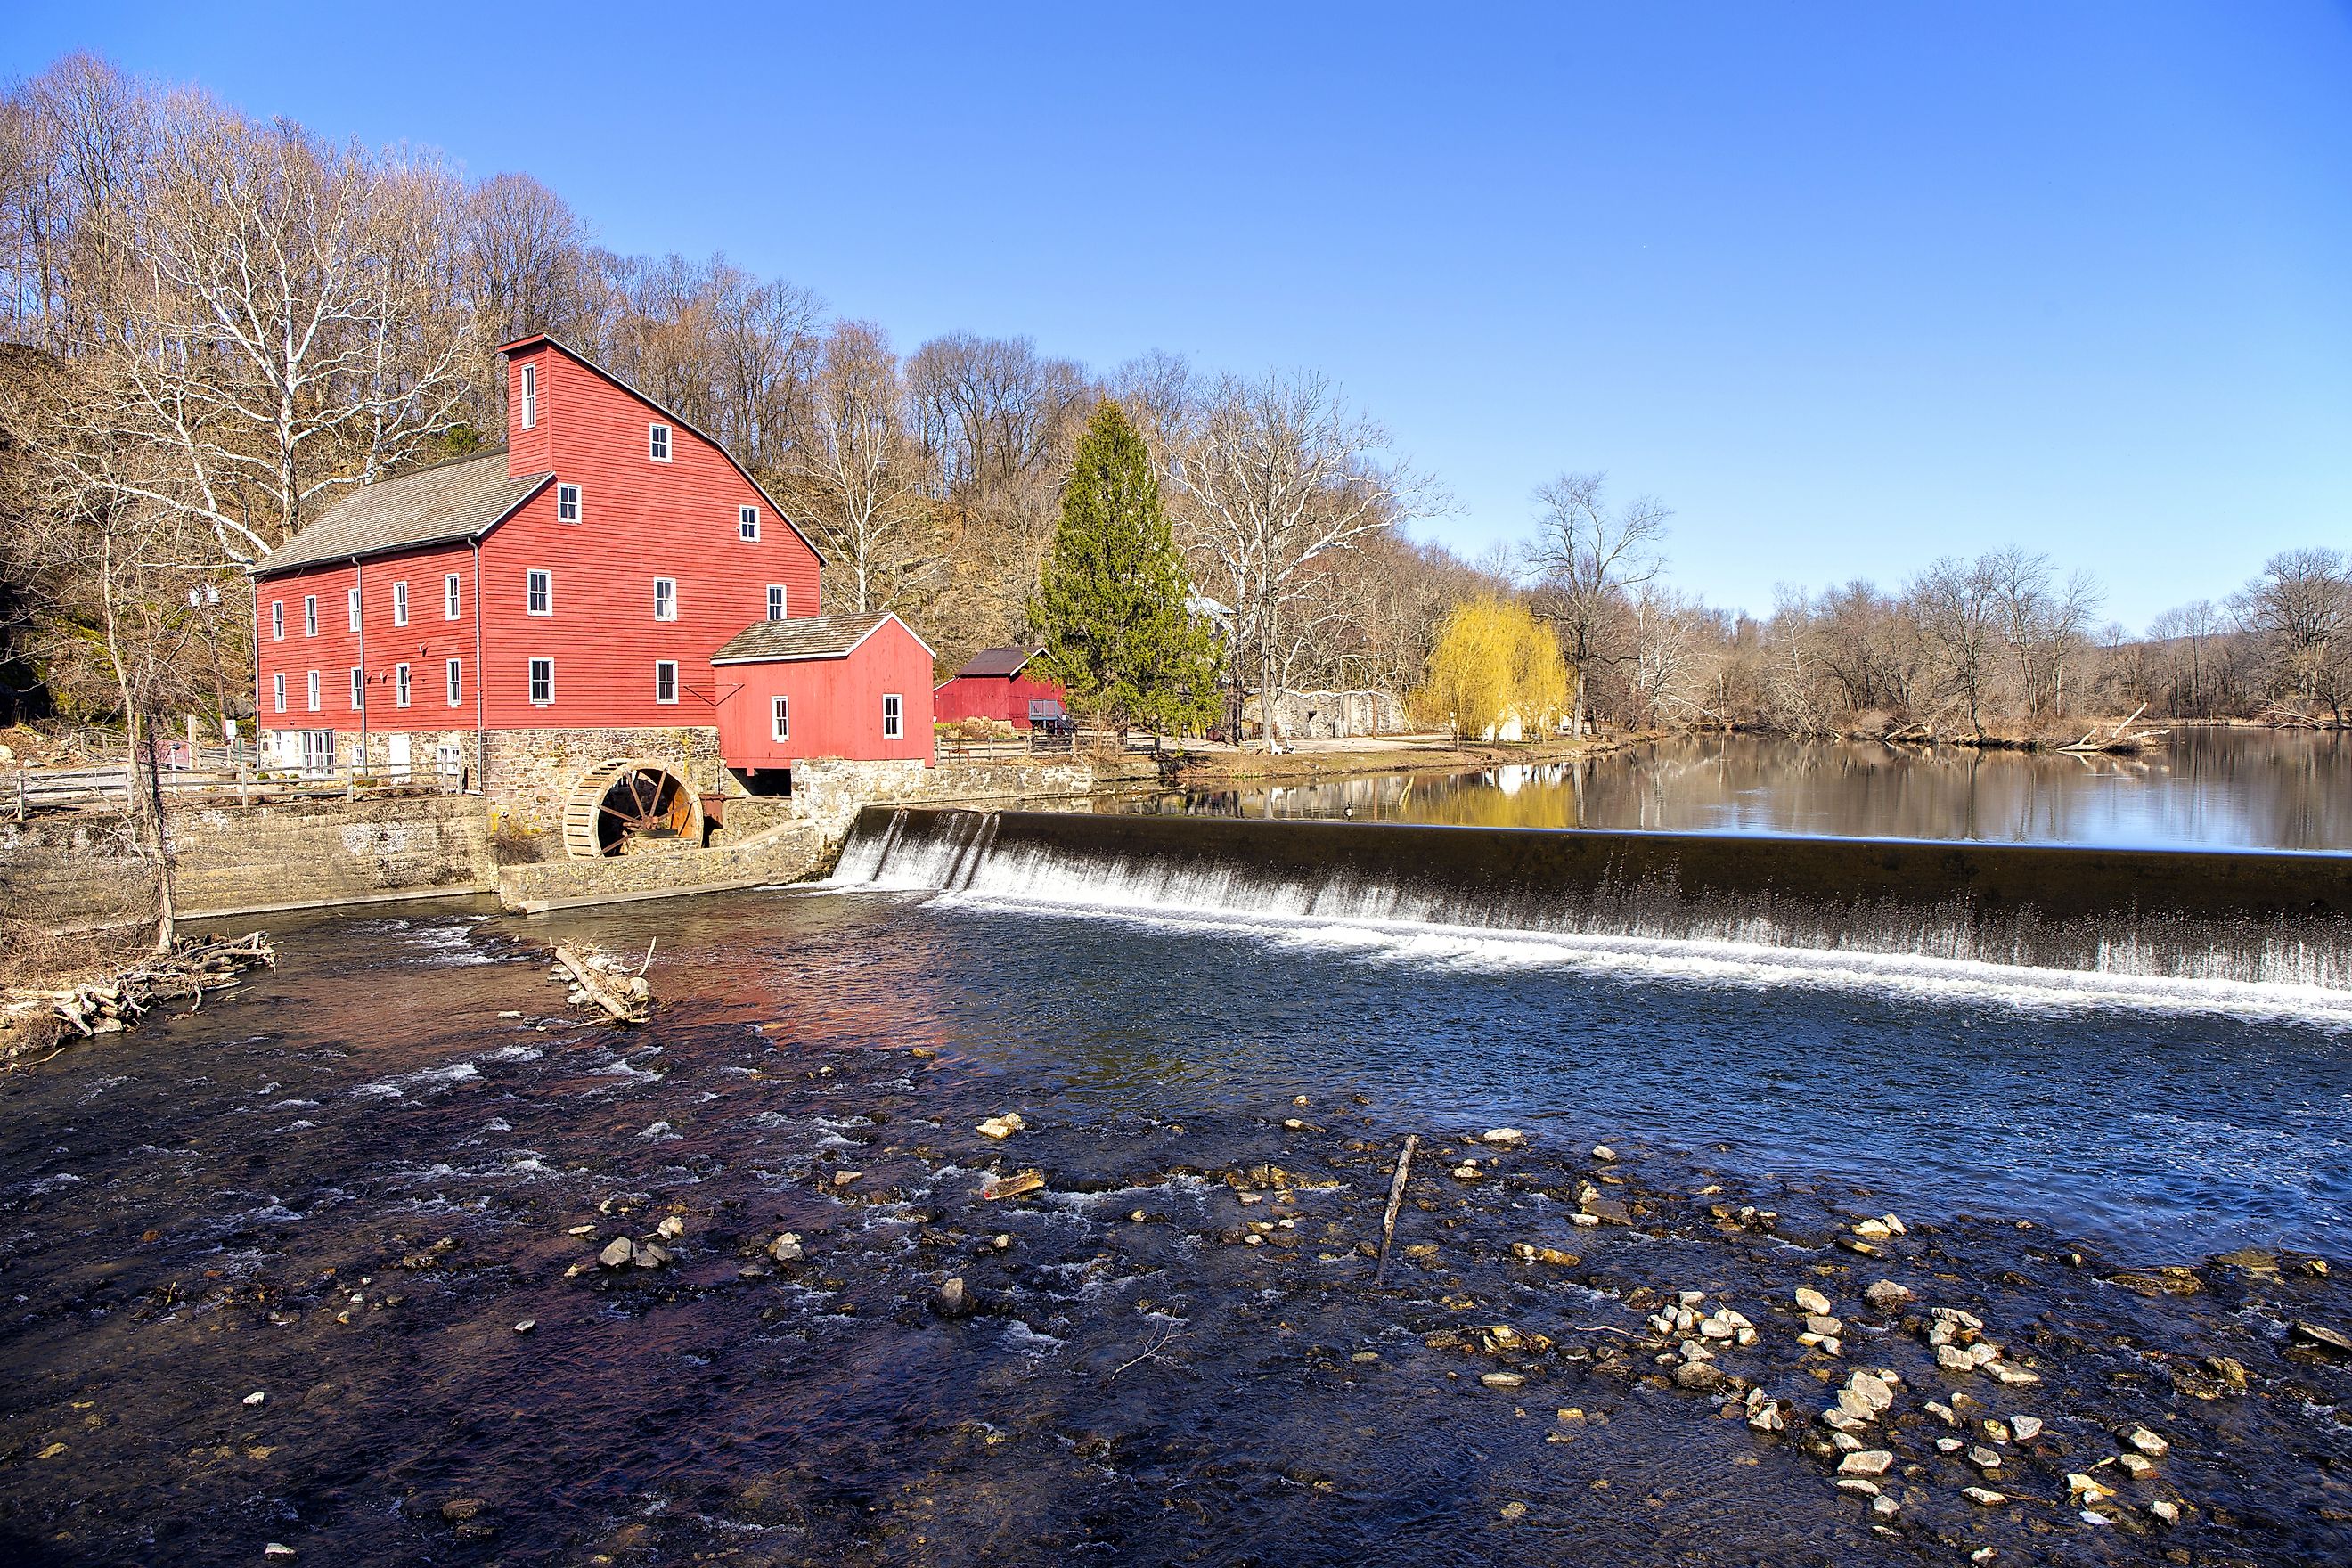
left=3, top=794, right=494, bottom=929
left=495, top=827, right=824, bottom=912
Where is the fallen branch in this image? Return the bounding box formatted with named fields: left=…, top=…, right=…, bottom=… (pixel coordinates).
left=553, top=943, right=652, bottom=1025
left=1372, top=1133, right=1419, bottom=1287
left=29, top=932, right=275, bottom=1047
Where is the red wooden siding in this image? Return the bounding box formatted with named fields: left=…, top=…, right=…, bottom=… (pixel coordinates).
left=255, top=541, right=481, bottom=733
left=258, top=339, right=825, bottom=738
left=933, top=670, right=1067, bottom=728
left=715, top=618, right=936, bottom=771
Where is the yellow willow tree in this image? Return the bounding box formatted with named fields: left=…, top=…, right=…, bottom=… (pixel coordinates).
left=1413, top=597, right=1568, bottom=741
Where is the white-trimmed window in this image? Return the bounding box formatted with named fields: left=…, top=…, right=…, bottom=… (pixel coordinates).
left=654, top=660, right=678, bottom=704
left=557, top=483, right=581, bottom=523
left=526, top=569, right=551, bottom=616
left=270, top=601, right=285, bottom=641
left=273, top=673, right=286, bottom=713
left=347, top=587, right=361, bottom=631
left=649, top=422, right=671, bottom=462
left=349, top=667, right=363, bottom=710
left=528, top=657, right=553, bottom=705
left=445, top=657, right=462, bottom=707
left=393, top=581, right=410, bottom=627
left=771, top=695, right=789, bottom=741
left=882, top=693, right=903, bottom=739
left=519, top=362, right=538, bottom=429
left=766, top=584, right=787, bottom=621
left=303, top=595, right=318, bottom=637
left=739, top=504, right=759, bottom=542
left=306, top=670, right=321, bottom=712
left=395, top=663, right=412, bottom=708
left=444, top=573, right=461, bottom=619
left=653, top=577, right=677, bottom=621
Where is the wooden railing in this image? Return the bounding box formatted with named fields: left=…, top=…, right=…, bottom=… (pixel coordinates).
left=12, top=761, right=469, bottom=817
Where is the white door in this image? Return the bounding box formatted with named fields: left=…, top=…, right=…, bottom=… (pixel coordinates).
left=386, top=733, right=411, bottom=782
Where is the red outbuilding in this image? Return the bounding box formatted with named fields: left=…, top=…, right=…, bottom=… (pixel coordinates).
left=933, top=646, right=1067, bottom=729
left=712, top=614, right=936, bottom=782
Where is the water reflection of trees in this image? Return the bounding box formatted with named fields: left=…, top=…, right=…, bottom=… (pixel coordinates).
left=1156, top=732, right=2352, bottom=849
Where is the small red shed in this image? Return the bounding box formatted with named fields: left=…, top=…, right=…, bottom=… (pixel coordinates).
left=934, top=646, right=1067, bottom=729
left=713, top=613, right=936, bottom=785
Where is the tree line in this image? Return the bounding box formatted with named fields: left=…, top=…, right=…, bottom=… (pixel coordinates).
left=3, top=51, right=2345, bottom=763
left=0, top=53, right=1478, bottom=751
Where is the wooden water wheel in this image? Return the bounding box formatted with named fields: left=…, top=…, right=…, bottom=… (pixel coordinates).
left=561, top=760, right=702, bottom=859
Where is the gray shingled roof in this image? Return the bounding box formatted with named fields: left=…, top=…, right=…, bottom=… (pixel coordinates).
left=951, top=645, right=1040, bottom=679
left=711, top=612, right=896, bottom=664
left=254, top=452, right=552, bottom=577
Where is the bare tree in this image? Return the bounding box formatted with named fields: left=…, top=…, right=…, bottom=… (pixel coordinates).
left=785, top=321, right=927, bottom=613
left=1909, top=555, right=2003, bottom=737
left=56, top=102, right=473, bottom=562
left=2233, top=547, right=2352, bottom=722
left=1168, top=371, right=1437, bottom=751
left=1523, top=471, right=1670, bottom=737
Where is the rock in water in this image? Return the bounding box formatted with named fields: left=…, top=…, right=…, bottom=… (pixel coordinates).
left=1590, top=1145, right=1618, bottom=1163
left=2290, top=1320, right=2352, bottom=1358
left=933, top=1277, right=976, bottom=1319
left=2009, top=1414, right=2043, bottom=1441
left=1482, top=1128, right=1528, bottom=1148
left=1794, top=1286, right=1833, bottom=1314
left=769, top=1233, right=804, bottom=1262
left=598, top=1237, right=635, bottom=1269
left=1837, top=1450, right=1894, bottom=1477
left=1865, top=1280, right=1915, bottom=1311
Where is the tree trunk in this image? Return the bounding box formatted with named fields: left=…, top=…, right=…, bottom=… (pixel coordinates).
left=139, top=715, right=178, bottom=954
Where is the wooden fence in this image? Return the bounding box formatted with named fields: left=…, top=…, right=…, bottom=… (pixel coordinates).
left=12, top=760, right=469, bottom=817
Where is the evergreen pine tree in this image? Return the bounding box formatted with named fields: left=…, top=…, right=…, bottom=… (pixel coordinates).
left=1032, top=401, right=1221, bottom=736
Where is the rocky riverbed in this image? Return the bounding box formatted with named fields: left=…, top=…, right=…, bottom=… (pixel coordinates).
left=0, top=895, right=2346, bottom=1565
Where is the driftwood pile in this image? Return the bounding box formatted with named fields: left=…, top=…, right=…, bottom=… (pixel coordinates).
left=45, top=933, right=277, bottom=1038
left=552, top=941, right=653, bottom=1025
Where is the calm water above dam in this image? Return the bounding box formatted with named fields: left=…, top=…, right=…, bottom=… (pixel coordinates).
left=1146, top=729, right=2352, bottom=852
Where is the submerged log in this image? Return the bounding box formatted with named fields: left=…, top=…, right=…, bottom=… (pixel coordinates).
left=552, top=943, right=653, bottom=1025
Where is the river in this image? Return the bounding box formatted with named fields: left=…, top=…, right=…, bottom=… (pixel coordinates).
left=1, top=737, right=2348, bottom=1564
left=1138, top=729, right=2352, bottom=851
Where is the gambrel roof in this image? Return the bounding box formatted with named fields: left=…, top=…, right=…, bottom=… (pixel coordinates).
left=253, top=452, right=551, bottom=577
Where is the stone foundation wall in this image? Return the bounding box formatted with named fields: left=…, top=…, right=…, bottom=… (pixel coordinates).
left=2, top=794, right=494, bottom=929
left=483, top=726, right=724, bottom=836
left=495, top=827, right=824, bottom=912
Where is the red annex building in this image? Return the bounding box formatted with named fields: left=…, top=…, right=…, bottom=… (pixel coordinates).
left=251, top=335, right=933, bottom=852
left=933, top=646, right=1067, bottom=729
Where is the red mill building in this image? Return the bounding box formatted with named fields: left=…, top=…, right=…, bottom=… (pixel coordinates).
left=251, top=335, right=933, bottom=856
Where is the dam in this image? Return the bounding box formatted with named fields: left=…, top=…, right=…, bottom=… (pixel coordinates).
left=835, top=804, right=2352, bottom=1009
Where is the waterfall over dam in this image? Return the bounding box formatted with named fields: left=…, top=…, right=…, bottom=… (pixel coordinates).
left=832, top=806, right=2352, bottom=1005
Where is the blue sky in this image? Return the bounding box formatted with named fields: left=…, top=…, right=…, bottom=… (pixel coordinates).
left=7, top=2, right=2348, bottom=627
